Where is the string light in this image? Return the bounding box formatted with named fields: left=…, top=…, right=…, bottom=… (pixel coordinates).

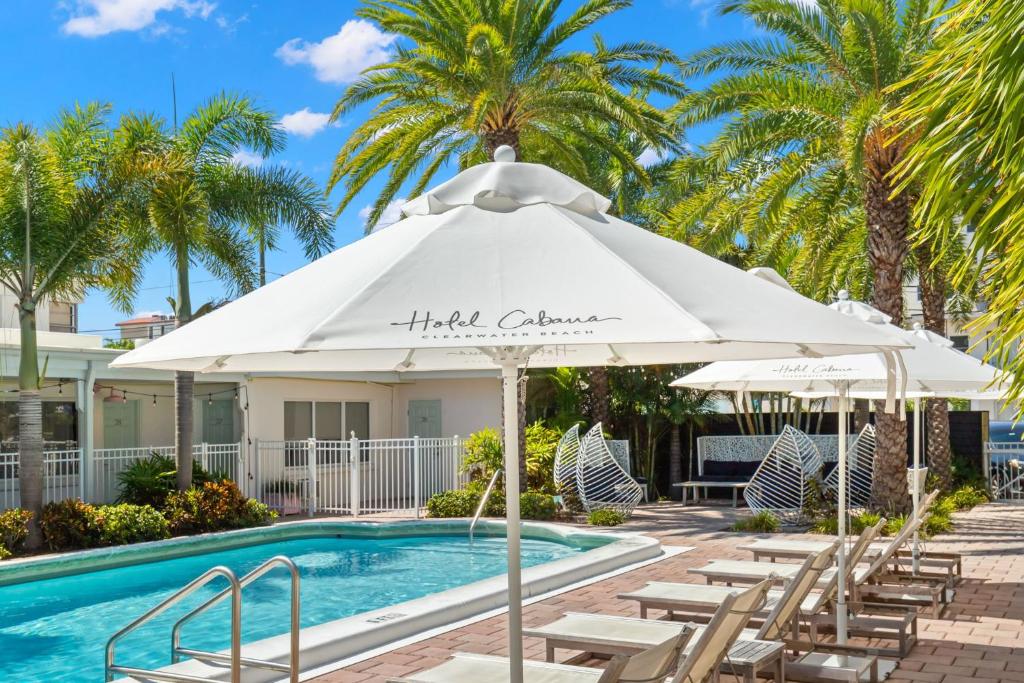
left=208, top=394, right=213, bottom=405
left=152, top=395, right=157, bottom=407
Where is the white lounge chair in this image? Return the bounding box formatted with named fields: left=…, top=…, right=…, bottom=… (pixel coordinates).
left=744, top=426, right=824, bottom=524
left=525, top=543, right=880, bottom=683
left=737, top=490, right=961, bottom=584
left=620, top=521, right=919, bottom=657
left=390, top=580, right=772, bottom=683
left=576, top=423, right=644, bottom=515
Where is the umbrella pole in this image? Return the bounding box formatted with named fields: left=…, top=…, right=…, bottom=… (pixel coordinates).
left=912, top=399, right=921, bottom=573
left=501, top=362, right=524, bottom=683
left=836, top=383, right=849, bottom=645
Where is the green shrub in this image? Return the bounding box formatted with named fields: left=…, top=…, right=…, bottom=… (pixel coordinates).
left=524, top=423, right=561, bottom=492
left=922, top=512, right=953, bottom=537
left=97, top=504, right=170, bottom=545
left=587, top=508, right=627, bottom=526
left=731, top=511, right=780, bottom=533
left=945, top=484, right=989, bottom=511
left=425, top=489, right=480, bottom=518
left=809, top=511, right=882, bottom=536
left=520, top=492, right=557, bottom=520
left=163, top=480, right=268, bottom=535
left=0, top=545, right=10, bottom=560
left=117, top=453, right=224, bottom=507
left=883, top=514, right=909, bottom=537
left=237, top=498, right=276, bottom=527
left=461, top=428, right=504, bottom=480
left=0, top=508, right=32, bottom=555
left=40, top=499, right=103, bottom=550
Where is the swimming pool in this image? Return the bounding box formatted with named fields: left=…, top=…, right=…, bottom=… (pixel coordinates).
left=0, top=521, right=659, bottom=682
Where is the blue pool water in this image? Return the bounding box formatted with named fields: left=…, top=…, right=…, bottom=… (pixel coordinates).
left=0, top=534, right=581, bottom=682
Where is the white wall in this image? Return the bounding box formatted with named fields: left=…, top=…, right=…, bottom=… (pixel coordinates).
left=242, top=376, right=501, bottom=444
left=393, top=378, right=501, bottom=438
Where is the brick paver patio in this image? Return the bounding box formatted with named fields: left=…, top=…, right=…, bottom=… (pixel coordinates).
left=311, top=502, right=1024, bottom=683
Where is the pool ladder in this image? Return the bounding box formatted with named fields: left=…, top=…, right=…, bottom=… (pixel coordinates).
left=104, top=555, right=300, bottom=683
left=469, top=468, right=502, bottom=541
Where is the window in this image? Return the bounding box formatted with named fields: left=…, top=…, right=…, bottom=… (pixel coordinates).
left=951, top=335, right=970, bottom=352
left=49, top=302, right=77, bottom=334
left=284, top=400, right=370, bottom=465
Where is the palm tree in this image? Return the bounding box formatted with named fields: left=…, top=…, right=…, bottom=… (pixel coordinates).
left=0, top=104, right=140, bottom=545
left=246, top=198, right=334, bottom=287
left=665, top=0, right=944, bottom=511
left=328, top=0, right=685, bottom=227
left=119, top=93, right=333, bottom=490
left=665, top=383, right=715, bottom=493
left=893, top=0, right=1024, bottom=433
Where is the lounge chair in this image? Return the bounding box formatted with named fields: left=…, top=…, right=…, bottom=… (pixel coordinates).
left=526, top=543, right=881, bottom=683
left=737, top=490, right=961, bottom=585
left=390, top=580, right=772, bottom=683
left=621, top=521, right=919, bottom=658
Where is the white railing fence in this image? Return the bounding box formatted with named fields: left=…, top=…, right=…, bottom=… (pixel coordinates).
left=1, top=443, right=243, bottom=511
left=986, top=442, right=1024, bottom=501
left=254, top=436, right=465, bottom=518
left=0, top=449, right=83, bottom=510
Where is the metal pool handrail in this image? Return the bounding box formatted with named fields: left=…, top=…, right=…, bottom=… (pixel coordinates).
left=171, top=555, right=301, bottom=683
left=469, top=468, right=502, bottom=541
left=105, top=565, right=242, bottom=683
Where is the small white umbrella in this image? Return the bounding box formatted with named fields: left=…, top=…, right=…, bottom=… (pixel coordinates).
left=673, top=294, right=1007, bottom=642
left=112, top=148, right=908, bottom=682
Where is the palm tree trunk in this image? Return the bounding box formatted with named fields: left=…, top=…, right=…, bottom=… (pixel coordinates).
left=866, top=142, right=911, bottom=513
left=258, top=236, right=267, bottom=288
left=915, top=245, right=953, bottom=490
left=853, top=399, right=871, bottom=434
left=588, top=367, right=610, bottom=428
left=483, top=122, right=520, bottom=161
left=174, top=251, right=195, bottom=491
left=17, top=302, right=43, bottom=548
left=669, top=424, right=682, bottom=496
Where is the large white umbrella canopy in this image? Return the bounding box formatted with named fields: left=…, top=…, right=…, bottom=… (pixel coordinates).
left=673, top=294, right=1007, bottom=642
left=112, top=148, right=909, bottom=682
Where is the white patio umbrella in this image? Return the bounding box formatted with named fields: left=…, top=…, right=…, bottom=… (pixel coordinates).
left=673, top=294, right=1007, bottom=642
left=111, top=147, right=909, bottom=682
left=792, top=324, right=1010, bottom=572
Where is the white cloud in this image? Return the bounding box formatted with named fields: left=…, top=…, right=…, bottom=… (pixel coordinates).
left=276, top=19, right=396, bottom=84
left=231, top=149, right=263, bottom=168
left=278, top=108, right=335, bottom=138
left=636, top=148, right=663, bottom=168
left=61, top=0, right=216, bottom=37
left=361, top=198, right=406, bottom=233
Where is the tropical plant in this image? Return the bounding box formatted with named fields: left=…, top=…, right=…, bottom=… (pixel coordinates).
left=665, top=381, right=715, bottom=490
left=587, top=508, right=626, bottom=526
left=328, top=0, right=684, bottom=227
left=665, top=0, right=948, bottom=511
left=731, top=511, right=780, bottom=533
left=0, top=103, right=142, bottom=546
left=892, top=0, right=1024, bottom=423
left=116, top=93, right=332, bottom=490
left=0, top=508, right=32, bottom=556
left=116, top=452, right=223, bottom=507
left=96, top=504, right=170, bottom=545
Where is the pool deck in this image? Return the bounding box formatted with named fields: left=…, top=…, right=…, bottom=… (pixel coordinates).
left=311, top=501, right=1024, bottom=683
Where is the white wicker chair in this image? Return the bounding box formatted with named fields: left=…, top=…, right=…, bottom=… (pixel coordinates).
left=743, top=425, right=823, bottom=524
left=577, top=423, right=644, bottom=515
left=553, top=424, right=582, bottom=498
left=822, top=424, right=876, bottom=512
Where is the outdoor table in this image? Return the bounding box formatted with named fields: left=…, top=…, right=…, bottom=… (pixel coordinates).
left=674, top=480, right=749, bottom=507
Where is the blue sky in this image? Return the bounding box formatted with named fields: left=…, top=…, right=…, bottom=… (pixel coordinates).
left=1, top=1, right=753, bottom=338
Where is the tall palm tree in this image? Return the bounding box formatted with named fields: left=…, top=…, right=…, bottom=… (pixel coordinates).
left=328, top=0, right=685, bottom=227
left=119, top=94, right=332, bottom=490
left=247, top=204, right=334, bottom=287
left=665, top=0, right=944, bottom=511
left=0, top=104, right=139, bottom=546
left=893, top=0, right=1024, bottom=427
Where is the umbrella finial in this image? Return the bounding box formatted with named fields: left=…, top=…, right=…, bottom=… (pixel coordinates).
left=837, top=289, right=850, bottom=301
left=912, top=322, right=924, bottom=331
left=492, top=145, right=516, bottom=162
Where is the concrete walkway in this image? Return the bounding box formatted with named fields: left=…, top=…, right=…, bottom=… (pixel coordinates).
left=311, top=502, right=1024, bottom=683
